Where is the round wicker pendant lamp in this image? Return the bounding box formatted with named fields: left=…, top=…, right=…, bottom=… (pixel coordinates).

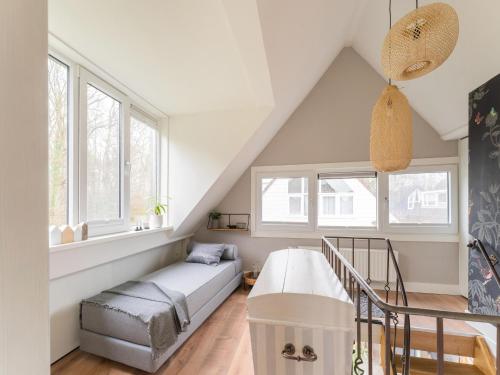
left=370, top=85, right=413, bottom=172
left=381, top=2, right=459, bottom=81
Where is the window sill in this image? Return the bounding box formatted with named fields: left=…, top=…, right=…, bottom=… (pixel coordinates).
left=50, top=226, right=174, bottom=252
left=251, top=230, right=459, bottom=243
left=49, top=226, right=193, bottom=280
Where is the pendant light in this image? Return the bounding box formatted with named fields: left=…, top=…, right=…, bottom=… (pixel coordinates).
left=370, top=0, right=413, bottom=172
left=381, top=1, right=459, bottom=81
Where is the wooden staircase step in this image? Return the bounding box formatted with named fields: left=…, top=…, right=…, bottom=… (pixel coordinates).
left=389, top=326, right=476, bottom=357
left=394, top=355, right=486, bottom=375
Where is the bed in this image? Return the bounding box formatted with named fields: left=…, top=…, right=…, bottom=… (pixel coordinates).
left=79, top=257, right=243, bottom=373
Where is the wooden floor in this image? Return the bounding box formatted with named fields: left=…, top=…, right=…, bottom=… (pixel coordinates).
left=51, top=288, right=471, bottom=375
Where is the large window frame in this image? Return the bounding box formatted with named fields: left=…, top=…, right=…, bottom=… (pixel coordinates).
left=254, top=170, right=316, bottom=233
left=48, top=51, right=163, bottom=238
left=129, top=108, right=161, bottom=224
left=251, top=158, right=459, bottom=241
left=79, top=68, right=130, bottom=235
left=379, top=164, right=458, bottom=235
left=48, top=54, right=71, bottom=226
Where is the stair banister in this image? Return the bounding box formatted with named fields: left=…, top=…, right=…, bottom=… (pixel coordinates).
left=468, top=238, right=500, bottom=287
left=322, top=236, right=500, bottom=375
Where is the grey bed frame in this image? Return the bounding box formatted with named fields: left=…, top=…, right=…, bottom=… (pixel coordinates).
left=80, top=271, right=243, bottom=373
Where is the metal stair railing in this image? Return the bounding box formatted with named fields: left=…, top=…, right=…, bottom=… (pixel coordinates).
left=322, top=236, right=500, bottom=375
left=468, top=238, right=500, bottom=287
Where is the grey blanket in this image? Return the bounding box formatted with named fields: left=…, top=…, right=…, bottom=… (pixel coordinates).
left=81, top=281, right=190, bottom=358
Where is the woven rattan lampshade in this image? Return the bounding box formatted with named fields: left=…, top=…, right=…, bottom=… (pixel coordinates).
left=370, top=85, right=412, bottom=172
left=381, top=2, right=459, bottom=81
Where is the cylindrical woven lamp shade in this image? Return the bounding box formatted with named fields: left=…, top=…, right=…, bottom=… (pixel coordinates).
left=382, top=2, right=459, bottom=81
left=370, top=85, right=412, bottom=172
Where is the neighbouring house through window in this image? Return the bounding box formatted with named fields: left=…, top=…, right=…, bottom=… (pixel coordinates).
left=252, top=161, right=458, bottom=238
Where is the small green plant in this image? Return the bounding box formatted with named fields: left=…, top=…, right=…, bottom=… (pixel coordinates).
left=209, top=210, right=222, bottom=220
left=149, top=199, right=167, bottom=216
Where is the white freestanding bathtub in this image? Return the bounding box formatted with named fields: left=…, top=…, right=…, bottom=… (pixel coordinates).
left=247, top=249, right=355, bottom=375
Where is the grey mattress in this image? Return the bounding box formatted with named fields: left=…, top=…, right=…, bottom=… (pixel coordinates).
left=81, top=258, right=242, bottom=347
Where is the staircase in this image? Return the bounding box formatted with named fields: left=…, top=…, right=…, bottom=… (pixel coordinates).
left=321, top=236, right=500, bottom=375
left=381, top=326, right=495, bottom=375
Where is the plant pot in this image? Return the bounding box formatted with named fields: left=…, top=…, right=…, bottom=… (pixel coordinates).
left=211, top=218, right=220, bottom=229
left=150, top=214, right=163, bottom=229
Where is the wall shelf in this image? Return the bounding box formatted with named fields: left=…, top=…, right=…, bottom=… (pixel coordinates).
left=207, top=228, right=249, bottom=232
left=207, top=213, right=250, bottom=232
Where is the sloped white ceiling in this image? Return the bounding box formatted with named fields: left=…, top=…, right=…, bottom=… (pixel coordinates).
left=351, top=0, right=500, bottom=139
left=171, top=0, right=364, bottom=236
left=49, top=0, right=258, bottom=114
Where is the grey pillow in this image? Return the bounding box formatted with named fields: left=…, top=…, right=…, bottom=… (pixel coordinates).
left=187, top=242, right=238, bottom=260
left=221, top=244, right=238, bottom=260
left=186, top=242, right=225, bottom=265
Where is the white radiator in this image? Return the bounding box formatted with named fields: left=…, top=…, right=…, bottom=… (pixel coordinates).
left=293, top=246, right=399, bottom=283
left=338, top=248, right=398, bottom=283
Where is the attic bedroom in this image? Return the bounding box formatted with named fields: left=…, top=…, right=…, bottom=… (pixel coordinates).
left=1, top=0, right=500, bottom=374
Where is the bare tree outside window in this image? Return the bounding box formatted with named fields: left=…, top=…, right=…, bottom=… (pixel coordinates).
left=48, top=57, right=69, bottom=226
left=130, top=116, right=157, bottom=225
left=86, top=85, right=121, bottom=221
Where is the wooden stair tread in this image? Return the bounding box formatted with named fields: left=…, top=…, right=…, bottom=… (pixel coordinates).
left=388, top=326, right=476, bottom=357
left=395, top=355, right=485, bottom=375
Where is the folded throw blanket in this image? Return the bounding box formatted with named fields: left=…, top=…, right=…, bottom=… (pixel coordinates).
left=81, top=281, right=190, bottom=358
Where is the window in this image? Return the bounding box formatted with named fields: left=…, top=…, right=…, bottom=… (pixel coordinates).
left=85, top=84, right=122, bottom=222
left=317, top=173, right=377, bottom=227
left=252, top=160, right=458, bottom=239
left=47, top=53, right=164, bottom=240
left=389, top=171, right=450, bottom=225
left=48, top=56, right=70, bottom=226
left=130, top=113, right=159, bottom=225
left=261, top=177, right=309, bottom=223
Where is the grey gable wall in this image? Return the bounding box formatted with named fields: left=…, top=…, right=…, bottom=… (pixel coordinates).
left=194, top=47, right=459, bottom=289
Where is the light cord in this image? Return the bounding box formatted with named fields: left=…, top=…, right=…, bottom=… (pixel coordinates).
left=388, top=0, right=392, bottom=85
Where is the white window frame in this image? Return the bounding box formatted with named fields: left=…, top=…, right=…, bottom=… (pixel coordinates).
left=380, top=164, right=458, bottom=235
left=48, top=51, right=79, bottom=227
left=129, top=107, right=161, bottom=225
left=251, top=158, right=459, bottom=242
left=316, top=167, right=379, bottom=233
left=48, top=47, right=166, bottom=242
left=254, top=170, right=316, bottom=233
left=79, top=68, right=130, bottom=236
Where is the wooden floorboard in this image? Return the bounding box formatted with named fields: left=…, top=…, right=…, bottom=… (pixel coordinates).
left=51, top=287, right=470, bottom=375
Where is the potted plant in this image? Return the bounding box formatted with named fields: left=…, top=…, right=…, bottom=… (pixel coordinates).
left=149, top=199, right=167, bottom=229
left=209, top=210, right=222, bottom=229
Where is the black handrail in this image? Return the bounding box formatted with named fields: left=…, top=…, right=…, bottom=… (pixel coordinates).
left=468, top=238, right=500, bottom=287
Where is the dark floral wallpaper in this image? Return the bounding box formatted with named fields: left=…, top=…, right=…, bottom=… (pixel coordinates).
left=469, top=74, right=500, bottom=315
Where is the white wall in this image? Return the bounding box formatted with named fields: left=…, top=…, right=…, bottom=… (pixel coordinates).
left=50, top=241, right=185, bottom=363
left=0, top=0, right=50, bottom=374
left=169, top=107, right=271, bottom=232
left=195, top=48, right=460, bottom=293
